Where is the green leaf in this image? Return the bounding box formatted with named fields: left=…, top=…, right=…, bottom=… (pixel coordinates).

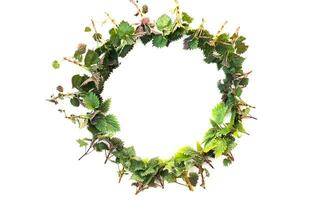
left=130, top=158, right=145, bottom=172
left=164, top=172, right=176, bottom=183
left=93, top=33, right=102, bottom=42
left=204, top=138, right=227, bottom=157
left=229, top=53, right=245, bottom=69
left=76, top=139, right=88, bottom=147
left=214, top=138, right=228, bottom=157
left=94, top=142, right=109, bottom=152
left=95, top=114, right=120, bottom=133
left=239, top=77, right=249, bottom=87
left=216, top=126, right=232, bottom=137
left=119, top=44, right=133, bottom=58
left=70, top=97, right=80, bottom=107
left=182, top=12, right=193, bottom=23
left=203, top=45, right=215, bottom=64
left=84, top=26, right=91, bottom=32
left=71, top=74, right=83, bottom=89
left=84, top=50, right=99, bottom=67
left=235, top=36, right=248, bottom=54
left=212, top=102, right=228, bottom=125
left=117, top=21, right=134, bottom=39
left=203, top=128, right=216, bottom=145
left=142, top=5, right=148, bottom=14
left=175, top=146, right=197, bottom=163
left=152, top=35, right=168, bottom=48
left=140, top=34, right=153, bottom=45
left=99, top=98, right=111, bottom=113
left=131, top=173, right=144, bottom=182
left=236, top=87, right=242, bottom=97
left=156, top=14, right=172, bottom=32
left=196, top=141, right=203, bottom=153
left=223, top=158, right=232, bottom=166
left=184, top=37, right=198, bottom=50
left=52, top=60, right=60, bottom=69
left=188, top=172, right=199, bottom=186
left=83, top=92, right=100, bottom=110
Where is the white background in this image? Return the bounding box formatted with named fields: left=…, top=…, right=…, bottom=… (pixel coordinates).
left=0, top=0, right=311, bottom=199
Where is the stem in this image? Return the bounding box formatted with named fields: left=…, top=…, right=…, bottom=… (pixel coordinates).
left=196, top=165, right=205, bottom=188
left=118, top=167, right=125, bottom=183
left=78, top=139, right=96, bottom=160
left=104, top=147, right=112, bottom=164
left=183, top=174, right=194, bottom=191
left=204, top=158, right=214, bottom=169
left=175, top=181, right=187, bottom=187
left=216, top=20, right=228, bottom=36
left=105, top=12, right=118, bottom=26
left=130, top=0, right=143, bottom=17
left=63, top=57, right=89, bottom=71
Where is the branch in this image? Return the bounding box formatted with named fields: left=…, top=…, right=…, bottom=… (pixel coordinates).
left=78, top=139, right=96, bottom=160
left=130, top=0, right=143, bottom=17
left=63, top=57, right=89, bottom=71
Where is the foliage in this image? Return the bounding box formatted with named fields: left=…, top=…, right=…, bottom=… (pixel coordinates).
left=48, top=0, right=254, bottom=195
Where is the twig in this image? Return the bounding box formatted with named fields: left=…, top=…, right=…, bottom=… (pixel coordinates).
left=118, top=167, right=125, bottom=183
left=175, top=181, right=187, bottom=187
left=204, top=158, right=214, bottom=169
left=105, top=12, right=118, bottom=26
left=216, top=20, right=228, bottom=36
left=243, top=115, right=258, bottom=120
left=130, top=0, right=143, bottom=17
left=78, top=139, right=96, bottom=160
left=104, top=146, right=113, bottom=164
left=182, top=174, right=194, bottom=191
left=63, top=57, right=89, bottom=71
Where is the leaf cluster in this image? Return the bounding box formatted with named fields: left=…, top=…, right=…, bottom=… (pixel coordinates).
left=49, top=2, right=254, bottom=194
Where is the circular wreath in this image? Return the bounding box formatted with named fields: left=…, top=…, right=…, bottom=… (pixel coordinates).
left=49, top=0, right=255, bottom=194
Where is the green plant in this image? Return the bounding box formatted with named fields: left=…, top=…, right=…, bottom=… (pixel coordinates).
left=48, top=0, right=255, bottom=194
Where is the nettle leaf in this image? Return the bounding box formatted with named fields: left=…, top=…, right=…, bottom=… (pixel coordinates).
left=94, top=142, right=109, bottom=152
left=182, top=12, right=193, bottom=23
left=196, top=141, right=203, bottom=153
left=95, top=114, right=120, bottom=133
left=212, top=102, right=228, bottom=125
left=99, top=98, right=111, bottom=113
left=130, top=158, right=145, bottom=172
left=83, top=92, right=100, bottom=110
left=175, top=146, right=197, bottom=163
left=109, top=28, right=121, bottom=47
left=93, top=33, right=102, bottom=42
left=70, top=97, right=80, bottom=107
left=52, top=60, right=60, bottom=69
left=214, top=138, right=228, bottom=157
left=203, top=128, right=216, bottom=145
left=84, top=50, right=99, bottom=67
left=184, top=37, right=198, bottom=50
left=204, top=138, right=227, bottom=157
left=71, top=74, right=84, bottom=89
left=84, top=26, right=91, bottom=32
left=119, top=44, right=134, bottom=58
left=167, top=27, right=185, bottom=44
left=76, top=139, right=88, bottom=147
left=203, top=45, right=215, bottom=64
left=188, top=172, right=199, bottom=186
left=223, top=158, right=232, bottom=166
left=156, top=14, right=172, bottom=32
left=152, top=35, right=168, bottom=48
left=117, top=21, right=134, bottom=39
left=229, top=53, right=245, bottom=69
left=239, top=77, right=249, bottom=87
left=235, top=36, right=248, bottom=54
left=163, top=172, right=177, bottom=183
left=140, top=34, right=153, bottom=45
